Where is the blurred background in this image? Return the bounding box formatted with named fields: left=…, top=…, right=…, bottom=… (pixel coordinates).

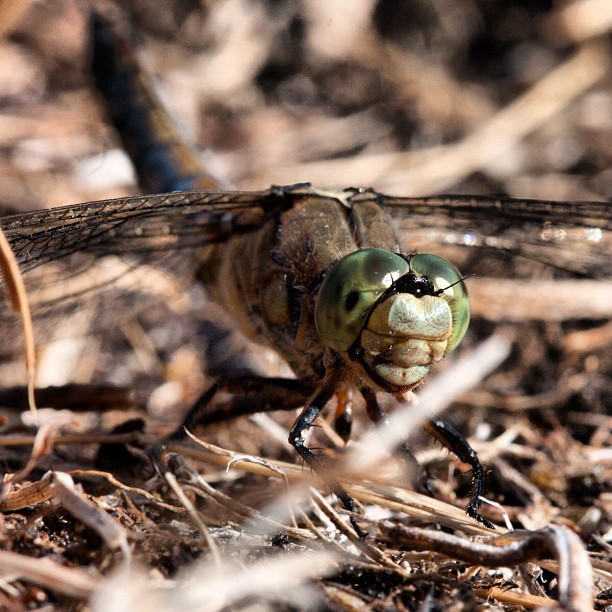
left=0, top=0, right=610, bottom=214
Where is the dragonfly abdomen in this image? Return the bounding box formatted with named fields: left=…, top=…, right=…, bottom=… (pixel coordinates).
left=91, top=12, right=223, bottom=193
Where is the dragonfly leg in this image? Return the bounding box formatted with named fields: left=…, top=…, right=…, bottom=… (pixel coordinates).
left=424, top=418, right=494, bottom=529
left=333, top=387, right=353, bottom=443
left=289, top=385, right=366, bottom=537
left=152, top=374, right=367, bottom=535
left=362, top=388, right=435, bottom=496
left=169, top=376, right=311, bottom=442
left=152, top=375, right=366, bottom=533
left=361, top=389, right=491, bottom=526
left=150, top=377, right=311, bottom=471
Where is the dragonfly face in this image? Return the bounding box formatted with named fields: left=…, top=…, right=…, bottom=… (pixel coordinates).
left=315, top=248, right=470, bottom=390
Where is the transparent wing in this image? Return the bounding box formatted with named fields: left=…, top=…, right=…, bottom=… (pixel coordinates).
left=2, top=190, right=274, bottom=269
left=380, top=194, right=612, bottom=279
left=0, top=190, right=275, bottom=351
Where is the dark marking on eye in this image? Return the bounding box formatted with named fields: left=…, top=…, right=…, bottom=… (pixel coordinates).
left=345, top=291, right=359, bottom=311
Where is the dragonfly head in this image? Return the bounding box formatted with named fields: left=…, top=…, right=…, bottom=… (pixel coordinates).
left=314, top=249, right=470, bottom=391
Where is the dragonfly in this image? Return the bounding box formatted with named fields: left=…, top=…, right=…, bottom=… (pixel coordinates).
left=1, top=12, right=610, bottom=530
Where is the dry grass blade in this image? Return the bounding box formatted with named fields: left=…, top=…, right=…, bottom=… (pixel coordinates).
left=0, top=226, right=36, bottom=414
left=158, top=446, right=316, bottom=539
left=217, top=443, right=300, bottom=530
left=0, top=550, right=98, bottom=599
left=68, top=469, right=184, bottom=512
left=541, top=0, right=612, bottom=44
left=469, top=278, right=612, bottom=321
left=169, top=432, right=499, bottom=535
left=49, top=471, right=131, bottom=562
left=1, top=466, right=184, bottom=512
left=0, top=431, right=154, bottom=448
left=0, top=473, right=52, bottom=511
left=164, top=471, right=221, bottom=567
left=91, top=549, right=339, bottom=611
left=170, top=434, right=498, bottom=537
left=345, top=483, right=496, bottom=536
left=472, top=586, right=566, bottom=610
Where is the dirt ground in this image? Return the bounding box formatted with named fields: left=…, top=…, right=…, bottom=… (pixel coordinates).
left=0, top=0, right=610, bottom=610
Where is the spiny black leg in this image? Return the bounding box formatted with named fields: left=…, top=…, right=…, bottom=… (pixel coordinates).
left=424, top=418, right=493, bottom=528
left=288, top=391, right=332, bottom=474
left=149, top=381, right=221, bottom=475
left=289, top=384, right=365, bottom=537
left=361, top=388, right=434, bottom=496
left=171, top=382, right=220, bottom=442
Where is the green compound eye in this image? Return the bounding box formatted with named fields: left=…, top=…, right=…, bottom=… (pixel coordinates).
left=409, top=253, right=470, bottom=353
left=315, top=249, right=409, bottom=351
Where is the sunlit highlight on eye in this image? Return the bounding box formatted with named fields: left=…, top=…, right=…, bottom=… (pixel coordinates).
left=382, top=271, right=401, bottom=287
left=435, top=276, right=453, bottom=295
